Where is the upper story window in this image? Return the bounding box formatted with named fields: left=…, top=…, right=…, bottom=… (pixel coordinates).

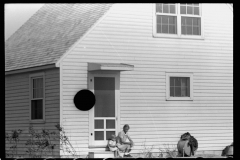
left=180, top=3, right=201, bottom=35
left=156, top=3, right=177, bottom=34
left=153, top=3, right=203, bottom=39
left=29, top=73, right=45, bottom=123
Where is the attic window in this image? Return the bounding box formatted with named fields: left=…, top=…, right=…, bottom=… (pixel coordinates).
left=153, top=3, right=203, bottom=39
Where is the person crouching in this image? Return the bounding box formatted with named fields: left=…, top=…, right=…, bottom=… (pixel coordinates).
left=117, top=124, right=134, bottom=157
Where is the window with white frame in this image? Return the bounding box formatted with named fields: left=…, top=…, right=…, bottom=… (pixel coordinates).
left=156, top=3, right=177, bottom=34
left=166, top=73, right=193, bottom=101
left=29, top=73, right=45, bottom=121
left=154, top=3, right=203, bottom=38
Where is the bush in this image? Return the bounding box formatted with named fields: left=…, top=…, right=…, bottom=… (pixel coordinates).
left=6, top=124, right=78, bottom=158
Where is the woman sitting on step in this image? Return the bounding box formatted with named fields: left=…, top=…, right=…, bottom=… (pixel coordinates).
left=117, top=124, right=134, bottom=158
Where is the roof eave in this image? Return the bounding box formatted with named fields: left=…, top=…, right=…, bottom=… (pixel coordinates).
left=5, top=64, right=56, bottom=75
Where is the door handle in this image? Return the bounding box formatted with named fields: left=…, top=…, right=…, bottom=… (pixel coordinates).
left=91, top=133, right=93, bottom=136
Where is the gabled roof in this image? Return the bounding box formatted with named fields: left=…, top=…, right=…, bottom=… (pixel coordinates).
left=5, top=3, right=112, bottom=72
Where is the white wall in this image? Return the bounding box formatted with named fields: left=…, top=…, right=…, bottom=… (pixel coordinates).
left=61, top=3, right=233, bottom=156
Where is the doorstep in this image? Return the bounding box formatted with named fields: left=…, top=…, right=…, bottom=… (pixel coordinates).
left=88, top=151, right=114, bottom=158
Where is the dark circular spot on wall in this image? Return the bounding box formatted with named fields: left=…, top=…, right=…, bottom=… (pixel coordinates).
left=74, top=89, right=95, bottom=111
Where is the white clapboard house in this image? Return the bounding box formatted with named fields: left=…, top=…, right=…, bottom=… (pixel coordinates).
left=5, top=3, right=233, bottom=158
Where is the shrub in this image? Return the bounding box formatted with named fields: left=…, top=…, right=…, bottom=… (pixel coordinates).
left=55, top=124, right=77, bottom=158
left=25, top=125, right=57, bottom=158
left=5, top=129, right=22, bottom=158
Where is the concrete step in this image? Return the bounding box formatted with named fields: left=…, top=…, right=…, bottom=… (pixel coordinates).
left=88, top=151, right=115, bottom=158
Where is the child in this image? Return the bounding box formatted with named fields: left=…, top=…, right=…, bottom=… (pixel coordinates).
left=108, top=134, right=120, bottom=157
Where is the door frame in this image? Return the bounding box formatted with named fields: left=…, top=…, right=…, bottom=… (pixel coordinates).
left=88, top=71, right=120, bottom=147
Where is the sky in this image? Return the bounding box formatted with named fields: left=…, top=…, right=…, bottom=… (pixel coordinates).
left=4, top=4, right=44, bottom=41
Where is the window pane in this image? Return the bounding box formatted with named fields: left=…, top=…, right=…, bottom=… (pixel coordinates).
left=192, top=18, right=198, bottom=25
left=163, top=4, right=169, bottom=13
left=94, top=77, right=115, bottom=117
left=187, top=78, right=190, bottom=96
left=95, top=131, right=104, bottom=140
left=156, top=3, right=163, bottom=13
left=157, top=24, right=161, bottom=33
left=33, top=78, right=43, bottom=98
left=182, top=17, right=201, bottom=35
left=170, top=87, right=174, bottom=97
left=106, top=120, right=115, bottom=129
left=187, top=6, right=193, bottom=14
left=157, top=16, right=177, bottom=34
left=106, top=131, right=116, bottom=140
left=33, top=78, right=43, bottom=89
left=31, top=100, right=43, bottom=119
left=170, top=77, right=190, bottom=97
left=181, top=78, right=187, bottom=86
left=170, top=5, right=175, bottom=13
left=181, top=78, right=190, bottom=97
left=33, top=79, right=37, bottom=88
left=181, top=17, right=186, bottom=25
left=175, top=78, right=181, bottom=86
left=193, top=3, right=199, bottom=6
left=34, top=88, right=43, bottom=98
left=193, top=27, right=200, bottom=35
left=186, top=18, right=192, bottom=25
left=35, top=89, right=43, bottom=98
left=198, top=18, right=201, bottom=28
left=187, top=26, right=192, bottom=35
left=162, top=16, right=168, bottom=24
left=169, top=25, right=176, bottom=34
left=180, top=6, right=186, bottom=14
left=170, top=78, right=174, bottom=86
left=95, top=120, right=104, bottom=129
left=175, top=87, right=181, bottom=97
left=162, top=25, right=168, bottom=33
left=38, top=79, right=43, bottom=88
left=198, top=26, right=201, bottom=35
left=157, top=15, right=161, bottom=23
left=168, top=16, right=175, bottom=24
left=33, top=89, right=36, bottom=98
left=182, top=26, right=186, bottom=35
left=181, top=87, right=187, bottom=96
left=194, top=7, right=199, bottom=15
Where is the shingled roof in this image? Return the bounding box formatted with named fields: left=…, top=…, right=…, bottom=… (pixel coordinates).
left=5, top=3, right=113, bottom=72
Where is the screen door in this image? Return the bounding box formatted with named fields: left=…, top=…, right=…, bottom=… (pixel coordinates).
left=89, top=75, right=117, bottom=146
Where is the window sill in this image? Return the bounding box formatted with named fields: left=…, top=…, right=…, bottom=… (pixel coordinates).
left=29, top=120, right=46, bottom=124
left=166, top=97, right=193, bottom=101
left=153, top=33, right=204, bottom=40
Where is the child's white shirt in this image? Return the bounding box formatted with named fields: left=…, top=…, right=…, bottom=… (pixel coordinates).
left=108, top=140, right=118, bottom=151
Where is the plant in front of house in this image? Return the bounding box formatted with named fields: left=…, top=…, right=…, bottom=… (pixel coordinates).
left=25, top=125, right=57, bottom=158
left=137, top=139, right=155, bottom=158
left=158, top=144, right=178, bottom=158
left=5, top=129, right=23, bottom=158
left=158, top=147, right=164, bottom=158
left=55, top=124, right=78, bottom=158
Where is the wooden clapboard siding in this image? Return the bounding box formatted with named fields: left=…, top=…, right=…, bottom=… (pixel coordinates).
left=60, top=3, right=232, bottom=155
left=5, top=68, right=60, bottom=158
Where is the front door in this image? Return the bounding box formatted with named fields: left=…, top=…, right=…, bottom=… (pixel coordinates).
left=89, top=73, right=119, bottom=146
